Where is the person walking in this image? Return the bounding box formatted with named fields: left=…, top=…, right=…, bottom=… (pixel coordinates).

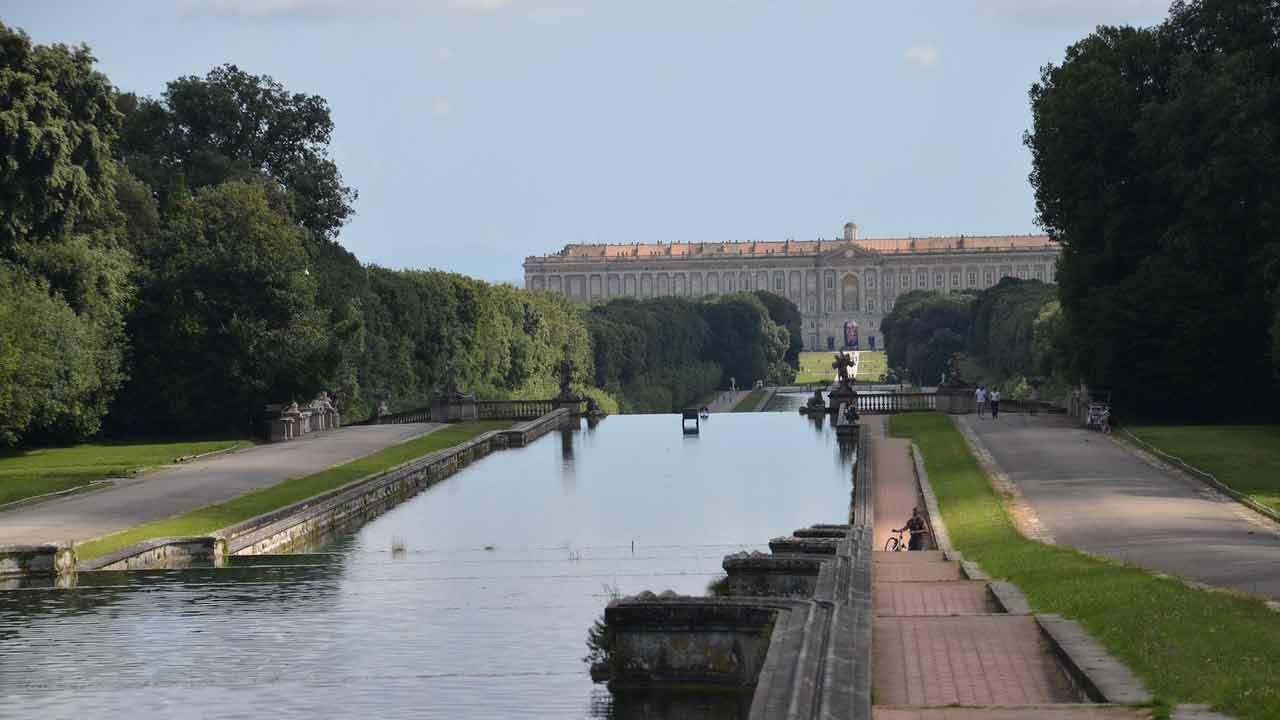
left=898, top=508, right=929, bottom=551
left=990, top=388, right=1001, bottom=419
left=975, top=385, right=987, bottom=417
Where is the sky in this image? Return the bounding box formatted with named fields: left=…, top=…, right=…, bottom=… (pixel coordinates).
left=3, top=0, right=1172, bottom=283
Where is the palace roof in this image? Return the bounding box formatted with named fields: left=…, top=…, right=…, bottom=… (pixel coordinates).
left=531, top=235, right=1056, bottom=260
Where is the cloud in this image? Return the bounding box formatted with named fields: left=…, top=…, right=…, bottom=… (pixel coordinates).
left=904, top=43, right=939, bottom=68
left=431, top=96, right=455, bottom=118
left=433, top=47, right=457, bottom=64
left=970, top=0, right=1169, bottom=26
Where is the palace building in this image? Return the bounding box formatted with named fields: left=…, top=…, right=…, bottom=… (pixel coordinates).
left=523, top=221, right=1061, bottom=351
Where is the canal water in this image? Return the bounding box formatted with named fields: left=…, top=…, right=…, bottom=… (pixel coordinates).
left=0, top=412, right=853, bottom=719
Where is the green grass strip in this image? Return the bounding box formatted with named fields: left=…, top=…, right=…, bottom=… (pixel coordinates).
left=0, top=437, right=249, bottom=506
left=76, top=421, right=511, bottom=560
left=854, top=350, right=887, bottom=382
left=890, top=413, right=1280, bottom=719
left=732, top=389, right=767, bottom=412
left=1127, top=425, right=1280, bottom=515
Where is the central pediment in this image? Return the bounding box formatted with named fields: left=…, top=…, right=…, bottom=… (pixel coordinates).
left=819, top=242, right=881, bottom=263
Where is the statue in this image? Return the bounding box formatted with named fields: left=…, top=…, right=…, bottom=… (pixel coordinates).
left=443, top=364, right=462, bottom=397
left=556, top=351, right=576, bottom=400
left=832, top=353, right=855, bottom=385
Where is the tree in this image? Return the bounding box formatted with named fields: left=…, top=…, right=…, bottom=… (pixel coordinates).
left=0, top=24, right=133, bottom=443
left=1027, top=0, right=1280, bottom=418
left=116, top=64, right=356, bottom=239
left=752, top=290, right=804, bottom=366
left=113, top=179, right=334, bottom=432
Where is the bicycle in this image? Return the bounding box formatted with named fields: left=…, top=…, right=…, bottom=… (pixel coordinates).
left=884, top=529, right=907, bottom=552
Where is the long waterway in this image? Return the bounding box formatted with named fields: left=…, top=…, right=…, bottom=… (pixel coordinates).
left=1, top=411, right=853, bottom=719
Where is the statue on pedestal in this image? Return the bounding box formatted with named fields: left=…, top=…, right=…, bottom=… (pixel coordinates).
left=556, top=350, right=578, bottom=401
left=832, top=353, right=855, bottom=387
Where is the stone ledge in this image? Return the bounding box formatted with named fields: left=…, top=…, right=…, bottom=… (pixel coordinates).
left=1036, top=613, right=1153, bottom=705
left=1, top=544, right=75, bottom=577
left=988, top=581, right=1032, bottom=615
left=80, top=536, right=216, bottom=572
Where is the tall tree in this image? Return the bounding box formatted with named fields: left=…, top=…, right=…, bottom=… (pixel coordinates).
left=114, top=179, right=334, bottom=433
left=1027, top=0, right=1280, bottom=418
left=0, top=24, right=132, bottom=443
left=116, top=64, right=356, bottom=239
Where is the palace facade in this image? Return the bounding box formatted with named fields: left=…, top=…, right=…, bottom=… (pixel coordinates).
left=523, top=222, right=1060, bottom=351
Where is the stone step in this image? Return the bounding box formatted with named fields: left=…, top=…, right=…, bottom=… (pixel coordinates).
left=874, top=550, right=948, bottom=563
left=873, top=616, right=1081, bottom=706
left=874, top=581, right=998, bottom=616
left=874, top=707, right=1148, bottom=719
left=874, top=560, right=965, bottom=582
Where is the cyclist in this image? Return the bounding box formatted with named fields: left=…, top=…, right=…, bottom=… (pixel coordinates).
left=898, top=508, right=929, bottom=551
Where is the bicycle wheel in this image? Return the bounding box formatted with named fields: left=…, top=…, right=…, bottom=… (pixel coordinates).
left=884, top=537, right=900, bottom=552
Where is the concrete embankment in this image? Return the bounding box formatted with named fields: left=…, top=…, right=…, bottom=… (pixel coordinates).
left=36, top=411, right=571, bottom=576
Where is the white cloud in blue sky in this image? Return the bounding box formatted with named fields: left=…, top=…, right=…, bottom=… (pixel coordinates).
left=904, top=43, right=939, bottom=68
left=9, top=1, right=1174, bottom=282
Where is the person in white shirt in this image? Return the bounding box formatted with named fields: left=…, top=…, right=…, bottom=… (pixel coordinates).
left=990, top=389, right=1001, bottom=419
left=975, top=386, right=987, bottom=417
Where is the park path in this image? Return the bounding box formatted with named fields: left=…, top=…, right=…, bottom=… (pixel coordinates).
left=868, top=416, right=1139, bottom=718
left=959, top=413, right=1280, bottom=600
left=0, top=423, right=440, bottom=546
left=706, top=389, right=748, bottom=413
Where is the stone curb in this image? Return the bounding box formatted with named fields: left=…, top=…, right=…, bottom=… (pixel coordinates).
left=172, top=440, right=246, bottom=465
left=0, top=479, right=115, bottom=514
left=1117, top=430, right=1280, bottom=526
left=987, top=580, right=1032, bottom=615
left=1035, top=614, right=1152, bottom=705
left=79, top=536, right=214, bottom=572
left=1172, top=704, right=1236, bottom=719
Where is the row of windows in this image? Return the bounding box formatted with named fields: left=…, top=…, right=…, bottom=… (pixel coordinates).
left=530, top=264, right=1053, bottom=303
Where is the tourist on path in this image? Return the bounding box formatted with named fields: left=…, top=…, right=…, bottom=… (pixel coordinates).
left=975, top=385, right=987, bottom=417
left=990, top=389, right=1001, bottom=419
left=898, top=508, right=929, bottom=551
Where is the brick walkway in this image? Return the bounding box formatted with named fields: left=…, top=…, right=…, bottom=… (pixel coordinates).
left=875, top=581, right=995, bottom=616
left=869, top=416, right=1147, bottom=719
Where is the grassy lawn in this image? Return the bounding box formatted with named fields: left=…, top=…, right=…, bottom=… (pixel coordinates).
left=890, top=413, right=1280, bottom=720
left=796, top=351, right=836, bottom=385
left=76, top=421, right=510, bottom=560
left=855, top=350, right=887, bottom=382
left=732, top=389, right=767, bottom=412
left=1126, top=426, right=1280, bottom=515
left=0, top=437, right=248, bottom=507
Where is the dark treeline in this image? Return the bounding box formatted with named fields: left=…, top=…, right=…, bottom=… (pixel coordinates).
left=0, top=25, right=603, bottom=444
left=881, top=279, right=1067, bottom=396
left=1026, top=0, right=1280, bottom=419
left=587, top=292, right=798, bottom=412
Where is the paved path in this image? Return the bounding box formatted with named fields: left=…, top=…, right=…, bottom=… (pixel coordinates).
left=867, top=416, right=917, bottom=549
left=0, top=424, right=439, bottom=546
left=960, top=413, right=1280, bottom=600
left=870, top=420, right=1147, bottom=719
left=706, top=389, right=748, bottom=413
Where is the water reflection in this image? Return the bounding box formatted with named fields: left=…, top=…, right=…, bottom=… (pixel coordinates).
left=1, top=413, right=853, bottom=719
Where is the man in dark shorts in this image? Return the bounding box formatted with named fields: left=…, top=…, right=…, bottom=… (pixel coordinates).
left=899, top=507, right=929, bottom=551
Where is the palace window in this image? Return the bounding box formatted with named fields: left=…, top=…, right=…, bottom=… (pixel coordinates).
left=867, top=274, right=877, bottom=289
left=826, top=298, right=834, bottom=313
left=867, top=297, right=876, bottom=312
left=826, top=275, right=835, bottom=289
left=901, top=274, right=910, bottom=289
left=984, top=268, right=994, bottom=285
left=841, top=274, right=861, bottom=312
left=917, top=271, right=927, bottom=287
left=774, top=274, right=785, bottom=290
left=807, top=298, right=815, bottom=313
left=1034, top=266, right=1044, bottom=281
left=968, top=270, right=977, bottom=286
left=934, top=272, right=944, bottom=288
left=950, top=271, right=960, bottom=288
